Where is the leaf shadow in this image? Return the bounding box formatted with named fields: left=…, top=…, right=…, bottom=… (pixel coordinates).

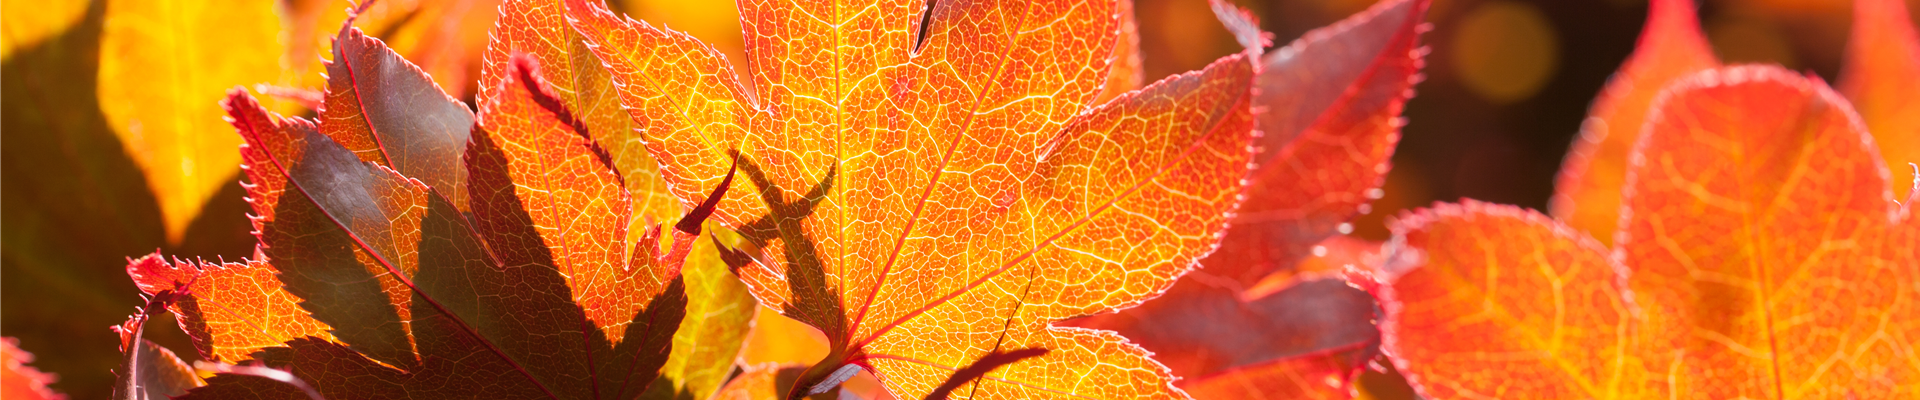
left=724, top=151, right=850, bottom=350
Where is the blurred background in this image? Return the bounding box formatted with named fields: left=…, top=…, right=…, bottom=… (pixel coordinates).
left=3, top=0, right=1914, bottom=397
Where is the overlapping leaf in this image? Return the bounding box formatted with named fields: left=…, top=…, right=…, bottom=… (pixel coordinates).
left=122, top=21, right=723, bottom=398
left=1550, top=0, right=1718, bottom=245
left=567, top=0, right=1258, bottom=397
left=480, top=1, right=757, bottom=396
left=1368, top=66, right=1920, bottom=399
left=1066, top=0, right=1424, bottom=396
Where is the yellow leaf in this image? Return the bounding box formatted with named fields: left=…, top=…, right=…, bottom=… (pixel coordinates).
left=97, top=0, right=291, bottom=243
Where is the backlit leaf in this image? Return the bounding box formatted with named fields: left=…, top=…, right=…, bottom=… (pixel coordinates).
left=97, top=0, right=293, bottom=243
left=1838, top=0, right=1920, bottom=201
left=125, top=253, right=333, bottom=363
left=570, top=0, right=1258, bottom=397
left=1549, top=0, right=1717, bottom=245
left=648, top=226, right=758, bottom=400
left=1, top=338, right=65, bottom=400
left=1179, top=348, right=1369, bottom=400
left=319, top=18, right=476, bottom=210
left=1093, top=0, right=1143, bottom=105
left=481, top=3, right=756, bottom=396
left=1200, top=0, right=1427, bottom=287
left=1371, top=66, right=1920, bottom=399
left=145, top=52, right=720, bottom=397
left=1068, top=0, right=1422, bottom=396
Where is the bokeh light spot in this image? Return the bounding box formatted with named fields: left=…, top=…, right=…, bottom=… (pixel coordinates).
left=1452, top=1, right=1559, bottom=103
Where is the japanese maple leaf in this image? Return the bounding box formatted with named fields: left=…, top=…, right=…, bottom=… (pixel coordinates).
left=125, top=20, right=725, bottom=399
left=565, top=0, right=1258, bottom=397
left=1065, top=0, right=1425, bottom=397
left=1363, top=65, right=1920, bottom=398
left=126, top=17, right=478, bottom=366
left=482, top=0, right=759, bottom=397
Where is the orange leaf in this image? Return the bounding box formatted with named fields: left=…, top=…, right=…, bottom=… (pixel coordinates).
left=1371, top=202, right=1638, bottom=398
left=1838, top=0, right=1920, bottom=201
left=571, top=0, right=1258, bottom=397
left=1550, top=0, right=1717, bottom=246
left=1, top=338, right=65, bottom=400
left=1092, top=0, right=1145, bottom=105
left=1372, top=66, right=1920, bottom=399
left=125, top=253, right=333, bottom=363
left=1180, top=348, right=1369, bottom=400
left=480, top=3, right=758, bottom=396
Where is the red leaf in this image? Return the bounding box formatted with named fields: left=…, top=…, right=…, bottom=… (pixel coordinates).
left=1201, top=0, right=1428, bottom=288
left=1, top=338, right=65, bottom=400
left=1067, top=0, right=1425, bottom=396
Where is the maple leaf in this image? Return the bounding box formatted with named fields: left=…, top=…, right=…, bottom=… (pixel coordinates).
left=317, top=14, right=478, bottom=212
left=124, top=15, right=480, bottom=366
left=1364, top=65, right=1920, bottom=398
left=1064, top=0, right=1424, bottom=396
left=123, top=16, right=732, bottom=396
left=96, top=0, right=296, bottom=244
left=1, top=337, right=65, bottom=400
left=480, top=1, right=759, bottom=397
left=565, top=0, right=1259, bottom=397
left=1550, top=0, right=1717, bottom=246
